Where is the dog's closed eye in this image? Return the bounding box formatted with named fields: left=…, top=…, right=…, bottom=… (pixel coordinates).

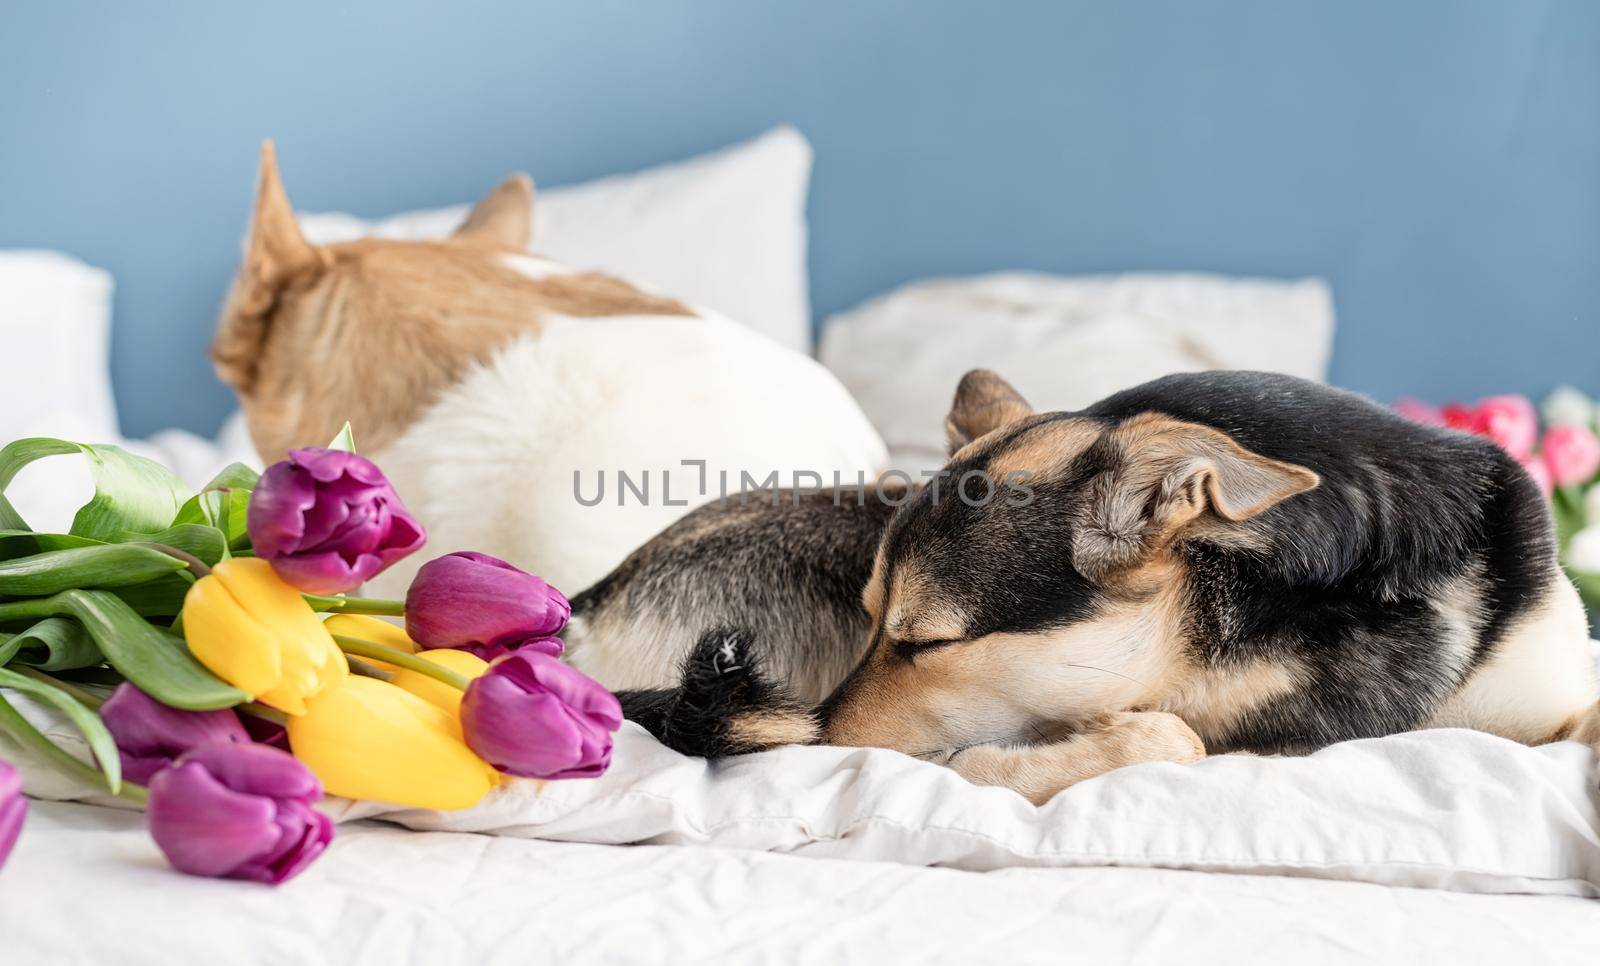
left=894, top=638, right=961, bottom=659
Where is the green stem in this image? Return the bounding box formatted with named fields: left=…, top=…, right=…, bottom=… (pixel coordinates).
left=324, top=596, right=406, bottom=616
left=125, top=542, right=211, bottom=579
left=240, top=702, right=287, bottom=726
left=0, top=692, right=148, bottom=806
left=11, top=666, right=105, bottom=710
left=345, top=656, right=393, bottom=680
left=333, top=635, right=470, bottom=691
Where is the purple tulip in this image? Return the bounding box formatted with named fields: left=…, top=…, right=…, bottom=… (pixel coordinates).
left=0, top=758, right=25, bottom=872
left=100, top=683, right=250, bottom=785
left=405, top=552, right=570, bottom=658
left=453, top=636, right=565, bottom=664
left=147, top=742, right=331, bottom=885
left=460, top=650, right=622, bottom=779
left=248, top=448, right=426, bottom=594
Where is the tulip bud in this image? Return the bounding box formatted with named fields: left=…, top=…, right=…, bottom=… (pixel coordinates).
left=1541, top=425, right=1600, bottom=489
left=1568, top=525, right=1600, bottom=575
left=0, top=758, right=24, bottom=872
left=147, top=742, right=331, bottom=885
left=287, top=677, right=498, bottom=811
left=405, top=552, right=570, bottom=660
left=99, top=683, right=250, bottom=785
left=1542, top=385, right=1597, bottom=430
left=1471, top=395, right=1539, bottom=462
left=460, top=651, right=622, bottom=779
left=248, top=448, right=426, bottom=594
left=182, top=558, right=348, bottom=715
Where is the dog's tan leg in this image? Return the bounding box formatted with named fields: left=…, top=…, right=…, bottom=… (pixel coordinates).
left=949, top=711, right=1205, bottom=805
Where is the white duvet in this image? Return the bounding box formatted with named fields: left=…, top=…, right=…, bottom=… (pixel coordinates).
left=6, top=800, right=1598, bottom=965
left=10, top=661, right=1600, bottom=897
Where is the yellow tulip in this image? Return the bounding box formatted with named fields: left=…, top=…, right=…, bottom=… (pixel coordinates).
left=286, top=676, right=499, bottom=810
left=389, top=649, right=490, bottom=717
left=182, top=558, right=348, bottom=715
left=323, top=614, right=418, bottom=672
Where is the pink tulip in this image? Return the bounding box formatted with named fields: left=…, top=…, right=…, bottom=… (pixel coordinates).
left=1470, top=396, right=1539, bottom=461
left=1520, top=456, right=1554, bottom=500
left=1392, top=398, right=1445, bottom=427
left=1541, top=425, right=1600, bottom=489
left=1441, top=403, right=1477, bottom=432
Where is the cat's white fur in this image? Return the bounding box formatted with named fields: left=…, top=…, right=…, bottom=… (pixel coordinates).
left=364, top=312, right=889, bottom=599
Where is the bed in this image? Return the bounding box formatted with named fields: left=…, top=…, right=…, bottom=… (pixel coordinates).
left=6, top=703, right=1600, bottom=963
left=8, top=800, right=1599, bottom=965
left=2, top=130, right=1596, bottom=963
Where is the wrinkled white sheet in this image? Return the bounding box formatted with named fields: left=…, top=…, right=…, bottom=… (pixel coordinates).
left=13, top=683, right=1600, bottom=900
left=339, top=723, right=1600, bottom=898
left=4, top=800, right=1597, bottom=965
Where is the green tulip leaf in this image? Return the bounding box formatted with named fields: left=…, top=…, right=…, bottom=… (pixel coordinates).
left=200, top=463, right=261, bottom=493
left=0, top=530, right=103, bottom=562
left=0, top=439, right=80, bottom=531
left=112, top=524, right=229, bottom=568
left=172, top=462, right=260, bottom=551
left=107, top=577, right=192, bottom=619
left=0, top=438, right=193, bottom=540
left=326, top=422, right=357, bottom=453
left=0, top=665, right=122, bottom=793
left=0, top=544, right=189, bottom=597
left=0, top=618, right=102, bottom=671
left=0, top=590, right=244, bottom=710
left=61, top=590, right=245, bottom=710
left=1552, top=486, right=1588, bottom=547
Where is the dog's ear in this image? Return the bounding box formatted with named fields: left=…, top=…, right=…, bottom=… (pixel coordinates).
left=453, top=173, right=534, bottom=248
left=1072, top=416, right=1318, bottom=581
left=945, top=370, right=1035, bottom=453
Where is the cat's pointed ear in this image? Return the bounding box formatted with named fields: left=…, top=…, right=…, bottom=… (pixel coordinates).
left=453, top=173, right=534, bottom=248
left=214, top=141, right=328, bottom=392
left=944, top=370, right=1035, bottom=453
left=237, top=141, right=322, bottom=315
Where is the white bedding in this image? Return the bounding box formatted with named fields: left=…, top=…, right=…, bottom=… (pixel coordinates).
left=6, top=801, right=1597, bottom=965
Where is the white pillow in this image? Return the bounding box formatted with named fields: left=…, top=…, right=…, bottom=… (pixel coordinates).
left=0, top=251, right=118, bottom=443
left=820, top=272, right=1335, bottom=473
left=299, top=126, right=813, bottom=354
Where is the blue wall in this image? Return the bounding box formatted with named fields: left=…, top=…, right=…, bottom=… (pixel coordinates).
left=2, top=0, right=1596, bottom=437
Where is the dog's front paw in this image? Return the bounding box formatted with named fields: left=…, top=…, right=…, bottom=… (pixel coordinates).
left=1090, top=711, right=1207, bottom=766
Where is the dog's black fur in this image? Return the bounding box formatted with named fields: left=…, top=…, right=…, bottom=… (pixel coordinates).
left=576, top=371, right=1579, bottom=761
left=1083, top=373, right=1554, bottom=750
left=615, top=629, right=816, bottom=758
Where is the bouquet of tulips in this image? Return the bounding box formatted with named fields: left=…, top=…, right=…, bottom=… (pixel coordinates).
left=0, top=427, right=620, bottom=885
left=1394, top=387, right=1600, bottom=611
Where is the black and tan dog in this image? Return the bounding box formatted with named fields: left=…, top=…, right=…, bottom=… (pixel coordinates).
left=567, top=370, right=1599, bottom=803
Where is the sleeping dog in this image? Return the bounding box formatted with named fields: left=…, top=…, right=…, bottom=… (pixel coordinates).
left=568, top=369, right=1600, bottom=803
